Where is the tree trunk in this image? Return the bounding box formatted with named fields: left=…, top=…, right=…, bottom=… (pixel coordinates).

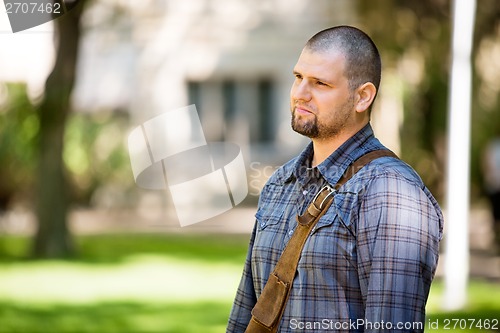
left=32, top=1, right=87, bottom=258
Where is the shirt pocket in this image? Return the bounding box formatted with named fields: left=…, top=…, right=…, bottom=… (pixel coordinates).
left=305, top=197, right=358, bottom=272
left=255, top=205, right=285, bottom=231
left=313, top=192, right=357, bottom=237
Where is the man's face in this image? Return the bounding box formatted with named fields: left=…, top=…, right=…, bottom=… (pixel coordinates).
left=290, top=48, right=356, bottom=139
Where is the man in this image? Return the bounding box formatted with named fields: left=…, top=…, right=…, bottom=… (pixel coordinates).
left=227, top=26, right=443, bottom=333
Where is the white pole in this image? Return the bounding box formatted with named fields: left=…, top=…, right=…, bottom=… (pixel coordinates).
left=443, top=0, right=476, bottom=310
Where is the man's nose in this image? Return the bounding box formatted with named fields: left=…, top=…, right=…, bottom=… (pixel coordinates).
left=292, top=80, right=312, bottom=102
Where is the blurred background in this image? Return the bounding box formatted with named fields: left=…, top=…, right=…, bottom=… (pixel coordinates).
left=0, top=0, right=500, bottom=332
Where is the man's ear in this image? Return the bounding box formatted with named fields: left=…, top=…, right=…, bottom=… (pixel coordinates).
left=355, top=82, right=377, bottom=113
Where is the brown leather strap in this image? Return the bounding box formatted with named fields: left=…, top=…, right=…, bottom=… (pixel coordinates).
left=295, top=149, right=398, bottom=227
left=274, top=186, right=335, bottom=279
left=247, top=186, right=335, bottom=332
left=245, top=149, right=398, bottom=333
left=335, top=149, right=399, bottom=189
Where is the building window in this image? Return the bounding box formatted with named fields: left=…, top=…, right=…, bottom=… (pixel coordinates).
left=187, top=79, right=275, bottom=144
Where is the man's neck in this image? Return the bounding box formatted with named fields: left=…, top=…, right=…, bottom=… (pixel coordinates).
left=310, top=136, right=348, bottom=167
left=310, top=122, right=369, bottom=167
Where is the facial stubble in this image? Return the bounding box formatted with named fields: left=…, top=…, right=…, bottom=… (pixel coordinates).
left=291, top=94, right=355, bottom=140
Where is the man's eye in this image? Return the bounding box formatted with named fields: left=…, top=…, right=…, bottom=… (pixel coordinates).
left=316, top=81, right=327, bottom=86
left=294, top=74, right=302, bottom=80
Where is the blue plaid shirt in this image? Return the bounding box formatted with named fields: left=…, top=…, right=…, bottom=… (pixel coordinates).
left=227, top=124, right=443, bottom=332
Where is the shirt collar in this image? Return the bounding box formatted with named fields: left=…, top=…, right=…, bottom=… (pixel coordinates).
left=284, top=123, right=380, bottom=186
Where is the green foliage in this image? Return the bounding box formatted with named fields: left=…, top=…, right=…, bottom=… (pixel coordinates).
left=63, top=112, right=134, bottom=206
left=0, top=82, right=134, bottom=208
left=0, top=83, right=38, bottom=208
left=357, top=0, right=500, bottom=203
left=357, top=0, right=451, bottom=201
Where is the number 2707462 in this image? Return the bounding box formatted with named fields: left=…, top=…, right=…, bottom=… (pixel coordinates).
left=5, top=2, right=62, bottom=14
left=441, top=318, right=499, bottom=330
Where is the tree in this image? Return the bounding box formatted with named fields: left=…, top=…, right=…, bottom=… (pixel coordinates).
left=32, top=0, right=88, bottom=258
left=357, top=0, right=500, bottom=202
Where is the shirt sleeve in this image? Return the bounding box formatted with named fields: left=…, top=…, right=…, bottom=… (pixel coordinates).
left=356, top=172, right=442, bottom=332
left=226, top=223, right=258, bottom=333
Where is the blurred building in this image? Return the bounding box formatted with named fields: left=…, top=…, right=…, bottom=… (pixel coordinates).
left=73, top=0, right=357, bottom=167
left=0, top=0, right=406, bottom=202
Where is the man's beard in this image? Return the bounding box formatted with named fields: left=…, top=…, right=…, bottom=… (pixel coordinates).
left=291, top=110, right=320, bottom=138
left=291, top=103, right=353, bottom=140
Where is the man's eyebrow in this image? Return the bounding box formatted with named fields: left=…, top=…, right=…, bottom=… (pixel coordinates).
left=293, top=70, right=333, bottom=84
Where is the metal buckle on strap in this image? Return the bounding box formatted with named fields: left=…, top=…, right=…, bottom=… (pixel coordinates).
left=311, top=185, right=335, bottom=210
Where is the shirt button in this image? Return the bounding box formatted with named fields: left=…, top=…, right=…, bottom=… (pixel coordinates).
left=303, top=190, right=308, bottom=195
left=289, top=230, right=294, bottom=236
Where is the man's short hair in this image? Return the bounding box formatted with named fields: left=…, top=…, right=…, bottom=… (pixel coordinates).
left=305, top=26, right=381, bottom=96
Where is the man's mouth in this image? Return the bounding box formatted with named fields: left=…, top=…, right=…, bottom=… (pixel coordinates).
left=295, top=106, right=314, bottom=116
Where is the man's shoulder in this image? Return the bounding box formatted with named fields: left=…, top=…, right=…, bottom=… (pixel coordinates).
left=346, top=154, right=425, bottom=192
left=355, top=154, right=444, bottom=233
left=370, top=155, right=422, bottom=181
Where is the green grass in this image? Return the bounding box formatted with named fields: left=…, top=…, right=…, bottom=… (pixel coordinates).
left=0, top=233, right=251, bottom=264
left=0, top=233, right=249, bottom=333
left=0, top=234, right=499, bottom=332
left=425, top=280, right=500, bottom=332
left=0, top=301, right=231, bottom=333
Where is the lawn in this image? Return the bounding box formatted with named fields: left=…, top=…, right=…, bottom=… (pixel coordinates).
left=0, top=233, right=499, bottom=332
